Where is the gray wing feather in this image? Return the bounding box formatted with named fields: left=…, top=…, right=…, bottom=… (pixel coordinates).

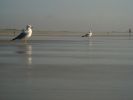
left=12, top=32, right=27, bottom=40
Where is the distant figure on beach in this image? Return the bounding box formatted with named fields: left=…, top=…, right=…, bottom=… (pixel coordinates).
left=11, top=25, right=32, bottom=42
left=129, top=28, right=132, bottom=37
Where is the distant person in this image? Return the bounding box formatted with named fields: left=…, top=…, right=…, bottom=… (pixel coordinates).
left=129, top=28, right=132, bottom=37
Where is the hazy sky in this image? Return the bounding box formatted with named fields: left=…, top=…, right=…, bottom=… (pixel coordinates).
left=0, top=0, right=133, bottom=32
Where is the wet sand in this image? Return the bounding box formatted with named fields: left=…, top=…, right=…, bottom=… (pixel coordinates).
left=0, top=33, right=133, bottom=100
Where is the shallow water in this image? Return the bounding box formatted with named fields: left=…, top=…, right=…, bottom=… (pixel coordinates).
left=0, top=35, right=133, bottom=100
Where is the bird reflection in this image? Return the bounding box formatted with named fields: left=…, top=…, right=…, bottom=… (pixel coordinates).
left=16, top=44, right=32, bottom=65
left=26, top=45, right=32, bottom=65
left=88, top=38, right=93, bottom=46
left=15, top=44, right=33, bottom=82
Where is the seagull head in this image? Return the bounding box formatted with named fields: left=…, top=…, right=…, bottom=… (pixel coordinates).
left=26, top=25, right=32, bottom=29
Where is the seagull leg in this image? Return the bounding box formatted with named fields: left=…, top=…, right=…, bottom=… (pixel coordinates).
left=24, top=39, right=27, bottom=43
left=21, top=38, right=27, bottom=44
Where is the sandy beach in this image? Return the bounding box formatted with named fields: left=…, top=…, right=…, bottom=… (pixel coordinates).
left=0, top=30, right=133, bottom=100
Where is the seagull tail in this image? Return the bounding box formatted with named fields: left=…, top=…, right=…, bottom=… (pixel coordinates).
left=11, top=37, right=17, bottom=41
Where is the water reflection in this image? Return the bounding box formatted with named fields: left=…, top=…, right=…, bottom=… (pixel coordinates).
left=16, top=44, right=32, bottom=65
left=26, top=45, right=32, bottom=65
left=88, top=38, right=93, bottom=46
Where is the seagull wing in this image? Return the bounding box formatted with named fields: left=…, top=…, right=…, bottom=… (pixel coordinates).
left=12, top=32, right=27, bottom=40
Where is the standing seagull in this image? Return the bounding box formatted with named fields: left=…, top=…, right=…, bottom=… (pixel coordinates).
left=12, top=25, right=32, bottom=42
left=82, top=24, right=93, bottom=37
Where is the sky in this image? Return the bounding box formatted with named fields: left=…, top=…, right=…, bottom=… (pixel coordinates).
left=0, top=0, right=133, bottom=32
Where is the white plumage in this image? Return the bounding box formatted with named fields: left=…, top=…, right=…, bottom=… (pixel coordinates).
left=88, top=30, right=92, bottom=37
left=82, top=24, right=93, bottom=37
left=12, top=25, right=32, bottom=41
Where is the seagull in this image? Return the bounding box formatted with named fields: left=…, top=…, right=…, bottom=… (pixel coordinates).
left=82, top=30, right=93, bottom=37
left=11, top=25, right=32, bottom=42
left=88, top=30, right=92, bottom=37
left=82, top=24, right=93, bottom=37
